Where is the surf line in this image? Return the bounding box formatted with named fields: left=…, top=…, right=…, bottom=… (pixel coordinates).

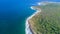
left=25, top=6, right=41, bottom=34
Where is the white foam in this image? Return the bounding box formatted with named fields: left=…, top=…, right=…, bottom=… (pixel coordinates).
left=25, top=6, right=41, bottom=34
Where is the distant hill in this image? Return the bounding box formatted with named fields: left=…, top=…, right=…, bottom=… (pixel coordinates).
left=29, top=2, right=60, bottom=34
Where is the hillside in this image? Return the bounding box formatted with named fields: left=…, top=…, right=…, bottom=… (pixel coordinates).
left=29, top=2, right=60, bottom=34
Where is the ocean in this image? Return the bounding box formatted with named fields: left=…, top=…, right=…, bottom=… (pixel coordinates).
left=0, top=0, right=35, bottom=34
left=0, top=0, right=60, bottom=34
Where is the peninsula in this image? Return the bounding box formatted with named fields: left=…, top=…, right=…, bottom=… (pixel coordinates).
left=28, top=2, right=60, bottom=34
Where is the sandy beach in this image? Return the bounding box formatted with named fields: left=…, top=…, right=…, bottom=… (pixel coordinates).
left=25, top=6, right=41, bottom=34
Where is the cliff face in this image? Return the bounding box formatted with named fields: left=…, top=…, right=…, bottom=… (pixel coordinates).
left=29, top=2, right=60, bottom=34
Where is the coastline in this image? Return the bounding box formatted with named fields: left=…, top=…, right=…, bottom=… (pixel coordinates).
left=25, top=6, right=41, bottom=34
left=25, top=2, right=60, bottom=34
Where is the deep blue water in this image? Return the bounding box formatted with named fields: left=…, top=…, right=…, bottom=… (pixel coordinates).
left=0, top=0, right=60, bottom=34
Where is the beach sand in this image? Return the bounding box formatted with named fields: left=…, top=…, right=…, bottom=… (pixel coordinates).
left=25, top=6, right=41, bottom=34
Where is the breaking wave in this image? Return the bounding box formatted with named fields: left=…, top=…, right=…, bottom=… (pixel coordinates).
left=25, top=6, right=41, bottom=34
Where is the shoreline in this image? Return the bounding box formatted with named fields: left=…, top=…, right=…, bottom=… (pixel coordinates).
left=25, top=6, right=41, bottom=34
left=25, top=2, right=60, bottom=34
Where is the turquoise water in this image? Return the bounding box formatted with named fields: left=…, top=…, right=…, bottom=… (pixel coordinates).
left=0, top=1, right=35, bottom=34
left=0, top=0, right=35, bottom=34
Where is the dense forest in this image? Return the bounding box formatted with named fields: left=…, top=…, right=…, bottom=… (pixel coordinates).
left=29, top=2, right=60, bottom=34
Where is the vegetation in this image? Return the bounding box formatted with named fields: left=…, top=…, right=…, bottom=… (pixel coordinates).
left=29, top=2, right=60, bottom=34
